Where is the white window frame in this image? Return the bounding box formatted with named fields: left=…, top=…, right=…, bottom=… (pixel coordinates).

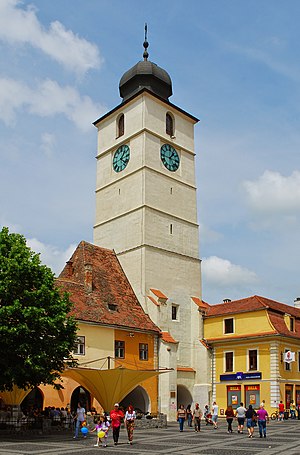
left=171, top=304, right=179, bottom=321
left=224, top=317, right=234, bottom=334
left=224, top=350, right=234, bottom=373
left=247, top=348, right=259, bottom=371
left=73, top=336, right=85, bottom=355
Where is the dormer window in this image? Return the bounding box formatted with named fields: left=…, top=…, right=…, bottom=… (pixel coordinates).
left=117, top=114, right=124, bottom=137
left=166, top=112, right=174, bottom=136
left=108, top=303, right=117, bottom=311
left=290, top=317, right=295, bottom=332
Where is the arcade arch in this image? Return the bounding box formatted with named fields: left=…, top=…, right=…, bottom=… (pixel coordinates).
left=120, top=385, right=150, bottom=414
left=21, top=387, right=44, bottom=412
left=177, top=384, right=193, bottom=408
left=70, top=386, right=91, bottom=413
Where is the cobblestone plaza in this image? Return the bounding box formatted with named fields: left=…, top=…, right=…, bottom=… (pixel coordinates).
left=0, top=419, right=299, bottom=455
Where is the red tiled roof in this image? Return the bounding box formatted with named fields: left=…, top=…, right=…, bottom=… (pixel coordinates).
left=191, top=297, right=210, bottom=309
left=205, top=295, right=300, bottom=341
left=268, top=311, right=300, bottom=339
left=177, top=367, right=195, bottom=372
left=150, top=288, right=168, bottom=300
left=147, top=295, right=160, bottom=306
left=206, top=295, right=300, bottom=318
left=161, top=331, right=178, bottom=344
left=56, top=241, right=159, bottom=333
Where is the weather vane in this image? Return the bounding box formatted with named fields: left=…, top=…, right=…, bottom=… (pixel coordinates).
left=143, top=23, right=149, bottom=61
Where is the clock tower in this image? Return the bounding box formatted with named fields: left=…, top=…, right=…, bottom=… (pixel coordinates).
left=93, top=34, right=210, bottom=419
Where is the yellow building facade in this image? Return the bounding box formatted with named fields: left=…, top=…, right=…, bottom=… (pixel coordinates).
left=26, top=241, right=160, bottom=414
left=203, top=295, right=300, bottom=414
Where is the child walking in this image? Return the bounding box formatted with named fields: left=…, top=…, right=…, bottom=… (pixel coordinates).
left=91, top=415, right=110, bottom=447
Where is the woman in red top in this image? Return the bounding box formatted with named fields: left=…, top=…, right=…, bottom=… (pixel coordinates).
left=225, top=405, right=235, bottom=433
left=110, top=403, right=124, bottom=445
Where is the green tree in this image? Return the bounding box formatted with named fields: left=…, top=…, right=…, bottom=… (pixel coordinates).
left=0, top=227, right=77, bottom=391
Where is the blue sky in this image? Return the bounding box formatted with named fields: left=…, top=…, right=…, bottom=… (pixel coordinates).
left=1, top=0, right=300, bottom=305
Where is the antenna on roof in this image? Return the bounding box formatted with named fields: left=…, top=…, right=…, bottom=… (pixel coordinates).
left=143, top=23, right=149, bottom=61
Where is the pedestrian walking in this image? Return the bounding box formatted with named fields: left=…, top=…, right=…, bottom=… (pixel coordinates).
left=278, top=400, right=285, bottom=421
left=125, top=404, right=136, bottom=445
left=225, top=405, right=234, bottom=433
left=91, top=415, right=110, bottom=447
left=73, top=402, right=86, bottom=439
left=290, top=400, right=296, bottom=419
left=192, top=403, right=202, bottom=432
left=211, top=401, right=219, bottom=429
left=245, top=404, right=257, bottom=438
left=177, top=404, right=186, bottom=432
left=235, top=402, right=247, bottom=433
left=110, top=403, right=124, bottom=445
left=186, top=404, right=193, bottom=427
left=256, top=404, right=269, bottom=438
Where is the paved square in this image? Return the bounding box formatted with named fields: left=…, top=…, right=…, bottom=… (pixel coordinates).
left=0, top=419, right=299, bottom=454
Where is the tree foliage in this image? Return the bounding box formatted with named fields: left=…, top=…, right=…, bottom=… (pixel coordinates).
left=0, top=227, right=78, bottom=391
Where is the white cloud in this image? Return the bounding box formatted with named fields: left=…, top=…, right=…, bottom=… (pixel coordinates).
left=0, top=0, right=102, bottom=75
left=40, top=132, right=56, bottom=158
left=26, top=237, right=76, bottom=276
left=0, top=77, right=105, bottom=131
left=243, top=170, right=300, bottom=214
left=202, top=256, right=258, bottom=287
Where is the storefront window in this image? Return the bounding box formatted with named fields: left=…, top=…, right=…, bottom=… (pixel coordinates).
left=245, top=385, right=260, bottom=408
left=227, top=385, right=241, bottom=409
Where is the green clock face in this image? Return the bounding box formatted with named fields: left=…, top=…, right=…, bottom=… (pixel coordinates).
left=113, top=144, right=130, bottom=172
left=160, top=144, right=180, bottom=172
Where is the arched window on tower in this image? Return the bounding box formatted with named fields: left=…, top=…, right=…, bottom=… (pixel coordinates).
left=117, top=114, right=124, bottom=137
left=166, top=112, right=174, bottom=137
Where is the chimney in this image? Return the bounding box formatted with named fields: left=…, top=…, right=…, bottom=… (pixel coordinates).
left=65, top=261, right=73, bottom=278
left=294, top=297, right=300, bottom=309
left=84, top=263, right=93, bottom=293
left=223, top=298, right=231, bottom=303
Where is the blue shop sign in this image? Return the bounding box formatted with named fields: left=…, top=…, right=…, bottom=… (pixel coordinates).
left=220, top=372, right=262, bottom=381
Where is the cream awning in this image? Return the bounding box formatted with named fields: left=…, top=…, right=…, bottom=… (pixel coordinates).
left=64, top=367, right=163, bottom=411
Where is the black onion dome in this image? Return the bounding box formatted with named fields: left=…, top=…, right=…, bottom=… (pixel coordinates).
left=119, top=60, right=173, bottom=101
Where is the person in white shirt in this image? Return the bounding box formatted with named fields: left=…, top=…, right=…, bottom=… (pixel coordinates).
left=73, top=402, right=86, bottom=439
left=125, top=405, right=136, bottom=445
left=235, top=402, right=247, bottom=434
left=211, top=401, right=219, bottom=429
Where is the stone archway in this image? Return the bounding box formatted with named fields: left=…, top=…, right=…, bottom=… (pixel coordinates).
left=21, top=387, right=44, bottom=412
left=177, top=384, right=193, bottom=409
left=120, top=385, right=150, bottom=414
left=70, top=386, right=91, bottom=413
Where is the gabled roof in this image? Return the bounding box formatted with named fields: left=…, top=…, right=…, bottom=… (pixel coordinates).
left=191, top=296, right=210, bottom=310
left=205, top=295, right=300, bottom=318
left=161, top=331, right=178, bottom=344
left=150, top=288, right=168, bottom=300
left=56, top=241, right=159, bottom=334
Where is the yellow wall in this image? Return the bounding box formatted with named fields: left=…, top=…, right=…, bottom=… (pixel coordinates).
left=204, top=310, right=273, bottom=339
left=74, top=323, right=114, bottom=367
left=34, top=324, right=158, bottom=414
left=204, top=308, right=300, bottom=414
left=114, top=329, right=158, bottom=413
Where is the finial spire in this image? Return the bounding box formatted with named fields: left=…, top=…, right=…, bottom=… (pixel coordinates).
left=143, top=23, right=149, bottom=61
